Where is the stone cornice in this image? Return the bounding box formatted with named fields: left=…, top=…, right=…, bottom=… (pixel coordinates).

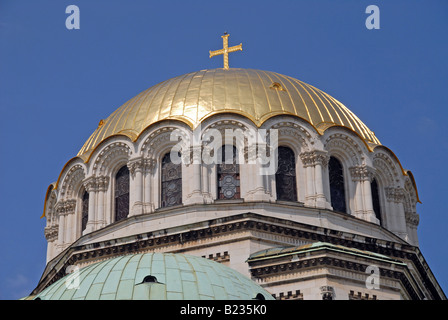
left=32, top=211, right=445, bottom=300
left=248, top=254, right=420, bottom=300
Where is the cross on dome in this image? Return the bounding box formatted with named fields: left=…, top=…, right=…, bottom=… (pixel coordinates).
left=209, top=32, right=243, bottom=70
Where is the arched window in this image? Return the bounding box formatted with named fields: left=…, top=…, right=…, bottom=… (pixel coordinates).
left=217, top=145, right=240, bottom=200
left=371, top=178, right=382, bottom=223
left=81, top=190, right=89, bottom=232
left=275, top=146, right=297, bottom=202
left=161, top=152, right=182, bottom=208
left=115, top=165, right=130, bottom=222
left=328, top=156, right=347, bottom=213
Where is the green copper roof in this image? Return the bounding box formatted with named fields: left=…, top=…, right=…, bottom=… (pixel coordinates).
left=33, top=252, right=274, bottom=300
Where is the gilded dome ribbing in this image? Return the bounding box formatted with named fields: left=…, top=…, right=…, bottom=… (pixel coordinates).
left=78, top=68, right=380, bottom=160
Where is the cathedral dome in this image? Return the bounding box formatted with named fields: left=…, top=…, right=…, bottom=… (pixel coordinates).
left=77, top=68, right=380, bottom=161
left=35, top=62, right=440, bottom=300
left=32, top=252, right=274, bottom=300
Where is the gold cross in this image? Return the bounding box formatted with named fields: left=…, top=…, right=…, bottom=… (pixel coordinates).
left=209, top=33, right=242, bottom=70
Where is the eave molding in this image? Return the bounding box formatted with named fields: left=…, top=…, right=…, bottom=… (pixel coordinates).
left=32, top=212, right=445, bottom=300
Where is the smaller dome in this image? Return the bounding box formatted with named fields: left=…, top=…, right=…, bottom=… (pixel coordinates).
left=33, top=252, right=274, bottom=300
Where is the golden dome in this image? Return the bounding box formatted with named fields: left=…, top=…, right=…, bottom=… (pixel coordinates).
left=78, top=68, right=380, bottom=160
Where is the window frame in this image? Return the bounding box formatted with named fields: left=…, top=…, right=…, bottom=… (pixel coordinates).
left=216, top=145, right=241, bottom=200
left=160, top=152, right=183, bottom=208
left=328, top=156, right=347, bottom=214
left=81, top=189, right=89, bottom=232
left=114, top=165, right=130, bottom=222
left=371, top=177, right=382, bottom=224
left=275, top=146, right=298, bottom=202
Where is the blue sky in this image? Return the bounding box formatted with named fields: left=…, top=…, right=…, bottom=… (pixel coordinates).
left=0, top=0, right=447, bottom=300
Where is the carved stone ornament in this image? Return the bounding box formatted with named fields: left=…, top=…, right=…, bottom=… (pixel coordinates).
left=320, top=286, right=335, bottom=300
left=405, top=212, right=420, bottom=226
left=271, top=121, right=311, bottom=150
left=55, top=199, right=77, bottom=216
left=96, top=176, right=109, bottom=192
left=44, top=225, right=58, bottom=242
left=143, top=158, right=157, bottom=174
left=93, top=142, right=131, bottom=174
left=325, top=134, right=362, bottom=166
left=385, top=187, right=405, bottom=203
left=127, top=158, right=144, bottom=177
left=60, top=164, right=85, bottom=198
left=299, top=150, right=329, bottom=167
left=83, top=176, right=110, bottom=193
left=349, top=165, right=374, bottom=182
left=128, top=157, right=157, bottom=175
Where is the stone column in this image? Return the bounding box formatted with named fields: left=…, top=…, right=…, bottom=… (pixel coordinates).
left=201, top=150, right=213, bottom=204
left=300, top=150, right=329, bottom=209
left=82, top=176, right=97, bottom=234
left=96, top=176, right=109, bottom=228
left=405, top=211, right=420, bottom=246
left=64, top=199, right=76, bottom=244
left=349, top=166, right=363, bottom=217
left=143, top=158, right=156, bottom=213
left=184, top=145, right=205, bottom=205
left=55, top=199, right=76, bottom=249
left=128, top=157, right=144, bottom=216
left=349, top=166, right=378, bottom=224
left=57, top=216, right=65, bottom=249
left=362, top=176, right=374, bottom=216
left=56, top=202, right=66, bottom=249
left=300, top=152, right=316, bottom=207
left=313, top=151, right=329, bottom=209
left=44, top=224, right=58, bottom=262
left=201, top=145, right=215, bottom=202
left=244, top=143, right=269, bottom=201
left=385, top=187, right=408, bottom=239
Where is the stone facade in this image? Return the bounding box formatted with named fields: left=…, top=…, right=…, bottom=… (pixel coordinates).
left=36, top=114, right=443, bottom=300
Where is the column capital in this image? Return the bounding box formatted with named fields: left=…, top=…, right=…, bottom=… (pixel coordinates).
left=190, top=145, right=203, bottom=164
left=44, top=225, right=58, bottom=242
left=55, top=199, right=77, bottom=216
left=82, top=176, right=98, bottom=193
left=405, top=212, right=420, bottom=227
left=82, top=175, right=109, bottom=192
left=127, top=157, right=144, bottom=177
left=300, top=150, right=329, bottom=167
left=96, top=176, right=109, bottom=192
left=128, top=156, right=157, bottom=174
left=245, top=143, right=259, bottom=162
left=349, top=165, right=374, bottom=182
left=143, top=158, right=157, bottom=174
left=385, top=186, right=405, bottom=203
